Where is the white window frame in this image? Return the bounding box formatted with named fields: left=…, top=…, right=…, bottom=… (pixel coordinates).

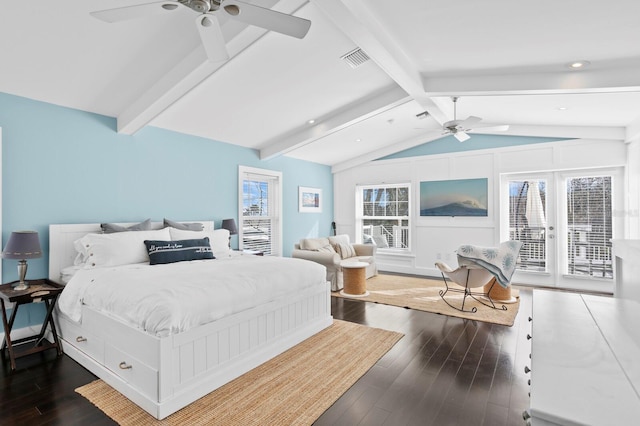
left=238, top=166, right=282, bottom=256
left=355, top=183, right=411, bottom=252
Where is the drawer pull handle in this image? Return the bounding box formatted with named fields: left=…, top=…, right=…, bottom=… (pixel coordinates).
left=119, top=362, right=132, bottom=370
left=524, top=366, right=531, bottom=374
left=76, top=336, right=87, bottom=342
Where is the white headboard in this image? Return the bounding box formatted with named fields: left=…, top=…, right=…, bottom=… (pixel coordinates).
left=49, top=221, right=215, bottom=282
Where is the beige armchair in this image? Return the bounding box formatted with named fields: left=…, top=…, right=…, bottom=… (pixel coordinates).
left=292, top=234, right=377, bottom=291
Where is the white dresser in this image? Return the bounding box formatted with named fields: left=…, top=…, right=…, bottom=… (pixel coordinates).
left=527, top=290, right=640, bottom=425
left=612, top=239, right=640, bottom=303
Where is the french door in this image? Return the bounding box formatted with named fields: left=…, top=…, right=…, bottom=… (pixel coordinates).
left=502, top=168, right=622, bottom=292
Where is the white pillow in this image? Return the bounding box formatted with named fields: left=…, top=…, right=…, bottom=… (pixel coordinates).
left=329, top=234, right=351, bottom=247
left=168, top=227, right=231, bottom=258
left=60, top=265, right=83, bottom=284
left=300, top=237, right=331, bottom=251
left=75, top=228, right=171, bottom=269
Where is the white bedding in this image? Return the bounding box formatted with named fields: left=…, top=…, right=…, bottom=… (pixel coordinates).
left=57, top=255, right=327, bottom=337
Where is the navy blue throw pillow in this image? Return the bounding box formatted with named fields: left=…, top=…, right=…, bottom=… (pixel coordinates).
left=144, top=238, right=214, bottom=265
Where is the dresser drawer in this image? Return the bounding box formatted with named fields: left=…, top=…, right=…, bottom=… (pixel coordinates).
left=105, top=344, right=159, bottom=400
left=57, top=316, right=104, bottom=364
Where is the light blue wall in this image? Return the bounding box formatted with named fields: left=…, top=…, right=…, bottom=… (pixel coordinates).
left=1, top=92, right=333, bottom=327
left=379, top=133, right=570, bottom=159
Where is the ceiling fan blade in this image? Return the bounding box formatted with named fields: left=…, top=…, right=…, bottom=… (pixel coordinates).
left=454, top=131, right=471, bottom=142
left=196, top=14, right=229, bottom=62
left=91, top=1, right=177, bottom=23
left=458, top=116, right=482, bottom=129
left=221, top=0, right=311, bottom=39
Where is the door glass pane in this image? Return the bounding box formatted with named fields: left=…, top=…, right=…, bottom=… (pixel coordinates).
left=566, top=176, right=613, bottom=279
left=509, top=180, right=547, bottom=272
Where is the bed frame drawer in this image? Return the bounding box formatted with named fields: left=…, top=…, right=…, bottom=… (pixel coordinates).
left=58, top=316, right=104, bottom=364
left=105, top=344, right=159, bottom=401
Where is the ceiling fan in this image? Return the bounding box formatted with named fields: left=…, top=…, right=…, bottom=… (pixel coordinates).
left=439, top=96, right=509, bottom=142
left=90, top=0, right=312, bottom=62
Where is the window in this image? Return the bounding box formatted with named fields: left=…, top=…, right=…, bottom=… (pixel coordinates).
left=239, top=166, right=282, bottom=256
left=356, top=183, right=410, bottom=250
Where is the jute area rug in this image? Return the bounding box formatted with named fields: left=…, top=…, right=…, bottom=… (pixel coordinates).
left=333, top=273, right=520, bottom=327
left=76, top=320, right=402, bottom=426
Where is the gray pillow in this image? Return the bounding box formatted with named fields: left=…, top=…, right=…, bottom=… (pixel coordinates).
left=163, top=218, right=204, bottom=231
left=101, top=219, right=152, bottom=234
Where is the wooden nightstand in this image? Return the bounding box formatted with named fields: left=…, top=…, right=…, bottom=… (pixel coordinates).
left=0, top=279, right=64, bottom=370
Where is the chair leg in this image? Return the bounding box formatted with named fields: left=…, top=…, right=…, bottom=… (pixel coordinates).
left=467, top=280, right=508, bottom=311
left=438, top=270, right=479, bottom=313
left=438, top=271, right=507, bottom=313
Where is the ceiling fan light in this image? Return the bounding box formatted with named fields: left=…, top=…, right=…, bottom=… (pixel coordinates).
left=224, top=4, right=240, bottom=16
left=162, top=4, right=179, bottom=11
left=200, top=16, right=213, bottom=27
left=454, top=131, right=470, bottom=142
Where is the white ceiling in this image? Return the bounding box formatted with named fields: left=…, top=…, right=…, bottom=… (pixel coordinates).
left=2, top=0, right=640, bottom=172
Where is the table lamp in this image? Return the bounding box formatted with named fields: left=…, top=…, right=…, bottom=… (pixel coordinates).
left=2, top=231, right=42, bottom=291
left=221, top=219, right=238, bottom=248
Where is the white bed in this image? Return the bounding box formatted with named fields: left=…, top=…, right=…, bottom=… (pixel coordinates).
left=49, top=221, right=332, bottom=419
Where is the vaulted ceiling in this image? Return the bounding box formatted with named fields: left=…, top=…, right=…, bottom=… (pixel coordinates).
left=2, top=0, right=639, bottom=172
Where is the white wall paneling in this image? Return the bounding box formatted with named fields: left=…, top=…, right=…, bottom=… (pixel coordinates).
left=626, top=141, right=640, bottom=239
left=334, top=138, right=628, bottom=283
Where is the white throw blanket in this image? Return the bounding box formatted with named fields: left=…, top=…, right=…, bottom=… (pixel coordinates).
left=456, top=241, right=523, bottom=288
left=57, top=255, right=327, bottom=337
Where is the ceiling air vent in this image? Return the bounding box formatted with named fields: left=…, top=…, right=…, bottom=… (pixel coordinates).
left=341, top=47, right=370, bottom=68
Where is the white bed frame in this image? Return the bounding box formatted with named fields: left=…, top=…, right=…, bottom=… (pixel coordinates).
left=49, top=222, right=332, bottom=419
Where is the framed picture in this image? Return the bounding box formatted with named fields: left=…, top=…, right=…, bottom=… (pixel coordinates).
left=420, top=178, right=488, bottom=216
left=299, top=186, right=322, bottom=213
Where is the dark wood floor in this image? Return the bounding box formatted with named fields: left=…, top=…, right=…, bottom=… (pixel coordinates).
left=1, top=290, right=532, bottom=425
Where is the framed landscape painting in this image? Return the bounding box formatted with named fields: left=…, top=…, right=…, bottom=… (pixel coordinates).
left=299, top=186, right=322, bottom=213
left=420, top=178, right=488, bottom=216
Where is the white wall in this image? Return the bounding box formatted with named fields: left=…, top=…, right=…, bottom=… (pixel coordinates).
left=626, top=140, right=640, bottom=238
left=334, top=138, right=628, bottom=279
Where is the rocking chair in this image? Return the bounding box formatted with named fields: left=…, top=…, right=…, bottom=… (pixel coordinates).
left=435, top=241, right=523, bottom=313
left=435, top=260, right=505, bottom=313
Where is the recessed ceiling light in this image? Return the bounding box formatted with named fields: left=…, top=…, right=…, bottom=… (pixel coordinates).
left=557, top=107, right=568, bottom=111
left=307, top=119, right=315, bottom=124
left=355, top=138, right=362, bottom=142
left=567, top=60, right=590, bottom=69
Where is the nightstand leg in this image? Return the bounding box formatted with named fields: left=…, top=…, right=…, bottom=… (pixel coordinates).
left=0, top=299, right=17, bottom=370
left=41, top=297, right=62, bottom=355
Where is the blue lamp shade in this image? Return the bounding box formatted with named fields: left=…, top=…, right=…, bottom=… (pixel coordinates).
left=2, top=231, right=42, bottom=291
left=3, top=231, right=42, bottom=260
left=221, top=219, right=238, bottom=235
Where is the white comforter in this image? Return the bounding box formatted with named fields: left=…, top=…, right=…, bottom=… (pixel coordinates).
left=57, top=255, right=327, bottom=337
